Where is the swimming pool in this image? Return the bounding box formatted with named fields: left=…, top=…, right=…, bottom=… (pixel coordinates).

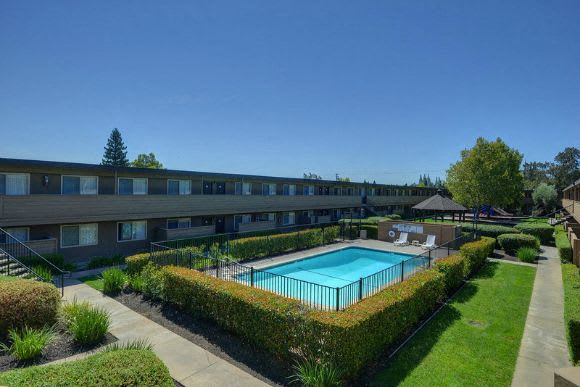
left=238, top=247, right=429, bottom=310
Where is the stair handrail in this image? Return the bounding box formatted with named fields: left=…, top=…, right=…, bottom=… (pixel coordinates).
left=0, top=247, right=47, bottom=282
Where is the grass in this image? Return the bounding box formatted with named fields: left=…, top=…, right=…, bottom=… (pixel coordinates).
left=516, top=247, right=538, bottom=263
left=371, top=262, right=536, bottom=387
left=61, top=299, right=110, bottom=346
left=0, top=326, right=55, bottom=361
left=79, top=275, right=105, bottom=292
left=102, top=268, right=126, bottom=294
left=562, top=263, right=580, bottom=364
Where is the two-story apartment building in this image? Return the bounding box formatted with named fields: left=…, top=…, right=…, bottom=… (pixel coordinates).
left=0, top=158, right=438, bottom=263
left=562, top=178, right=580, bottom=266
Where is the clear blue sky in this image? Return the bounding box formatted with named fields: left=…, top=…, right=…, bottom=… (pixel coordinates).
left=1, top=1, right=578, bottom=184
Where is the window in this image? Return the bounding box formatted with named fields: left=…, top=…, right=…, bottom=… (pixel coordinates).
left=202, top=181, right=213, bottom=194
left=235, top=182, right=252, bottom=195
left=61, top=224, right=98, bottom=248
left=118, top=178, right=147, bottom=195
left=283, top=184, right=296, bottom=196
left=234, top=214, right=253, bottom=230
left=4, top=227, right=29, bottom=242
left=0, top=173, right=29, bottom=195
left=215, top=182, right=226, bottom=194
left=258, top=213, right=275, bottom=222
left=262, top=183, right=276, bottom=196
left=333, top=187, right=341, bottom=196
left=117, top=221, right=147, bottom=242
left=201, top=216, right=214, bottom=226
left=167, top=218, right=191, bottom=229
left=282, top=212, right=295, bottom=225
left=168, top=179, right=191, bottom=195
left=303, top=185, right=314, bottom=196
left=62, top=176, right=98, bottom=195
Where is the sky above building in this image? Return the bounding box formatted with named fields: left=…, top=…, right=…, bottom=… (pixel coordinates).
left=1, top=1, right=578, bottom=184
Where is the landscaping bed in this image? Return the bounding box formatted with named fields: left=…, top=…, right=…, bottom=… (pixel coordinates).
left=562, top=263, right=580, bottom=364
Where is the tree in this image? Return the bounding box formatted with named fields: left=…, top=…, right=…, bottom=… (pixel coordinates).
left=131, top=153, right=164, bottom=169
left=335, top=174, right=350, bottom=182
left=303, top=172, right=323, bottom=180
left=532, top=183, right=558, bottom=213
left=446, top=137, right=524, bottom=210
left=551, top=147, right=580, bottom=192
left=522, top=161, right=553, bottom=189
left=101, top=128, right=129, bottom=167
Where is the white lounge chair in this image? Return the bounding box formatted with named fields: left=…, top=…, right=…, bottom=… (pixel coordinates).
left=421, top=235, right=437, bottom=250
left=394, top=232, right=409, bottom=246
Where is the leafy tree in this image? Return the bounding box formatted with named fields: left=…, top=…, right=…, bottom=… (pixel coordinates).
left=532, top=183, right=558, bottom=213
left=101, top=128, right=129, bottom=167
left=335, top=174, right=350, bottom=182
left=131, top=153, right=164, bottom=169
left=551, top=147, right=580, bottom=192
left=303, top=172, right=323, bottom=180
left=522, top=161, right=553, bottom=189
left=446, top=137, right=524, bottom=210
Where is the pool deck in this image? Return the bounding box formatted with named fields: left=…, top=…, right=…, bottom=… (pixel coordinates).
left=249, top=239, right=449, bottom=270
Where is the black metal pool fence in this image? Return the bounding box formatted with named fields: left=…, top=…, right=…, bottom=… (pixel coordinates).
left=150, top=227, right=478, bottom=311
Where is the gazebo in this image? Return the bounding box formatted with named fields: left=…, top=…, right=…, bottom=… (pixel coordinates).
left=412, top=189, right=468, bottom=222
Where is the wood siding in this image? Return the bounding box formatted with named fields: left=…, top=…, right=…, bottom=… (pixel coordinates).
left=156, top=225, right=216, bottom=241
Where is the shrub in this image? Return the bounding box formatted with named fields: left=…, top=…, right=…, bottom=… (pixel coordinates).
left=126, top=252, right=150, bottom=275
left=32, top=265, right=53, bottom=283
left=0, top=279, right=60, bottom=336
left=87, top=254, right=125, bottom=270
left=0, top=326, right=55, bottom=361
left=141, top=262, right=165, bottom=300
left=435, top=255, right=465, bottom=294
left=459, top=237, right=496, bottom=277
left=562, top=264, right=580, bottom=364
left=556, top=227, right=573, bottom=263
left=62, top=299, right=110, bottom=346
left=20, top=253, right=72, bottom=273
left=291, top=358, right=342, bottom=387
left=101, top=268, right=126, bottom=295
left=497, top=233, right=540, bottom=254
left=516, top=247, right=538, bottom=263
left=102, top=338, right=152, bottom=353
left=514, top=222, right=554, bottom=245
left=0, top=349, right=173, bottom=387
left=128, top=274, right=144, bottom=293
left=459, top=223, right=519, bottom=239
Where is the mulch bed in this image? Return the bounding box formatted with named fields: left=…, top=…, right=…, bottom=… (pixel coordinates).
left=0, top=331, right=116, bottom=372
left=491, top=249, right=538, bottom=264
left=112, top=290, right=291, bottom=386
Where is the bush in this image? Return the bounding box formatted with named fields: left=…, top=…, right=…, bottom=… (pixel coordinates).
left=102, top=268, right=126, bottom=295
left=516, top=247, right=538, bottom=263
left=141, top=262, right=165, bottom=300
left=556, top=226, right=573, bottom=263
left=0, top=326, right=55, bottom=361
left=435, top=255, right=465, bottom=294
left=291, top=358, right=342, bottom=387
left=562, top=264, right=580, bottom=364
left=128, top=274, right=144, bottom=293
left=102, top=338, right=152, bottom=353
left=0, top=349, right=173, bottom=387
left=459, top=223, right=519, bottom=239
left=87, top=254, right=125, bottom=270
left=459, top=237, right=496, bottom=277
left=126, top=252, right=150, bottom=275
left=62, top=299, right=110, bottom=346
left=0, top=279, right=60, bottom=336
left=497, top=233, right=540, bottom=254
left=32, top=265, right=53, bottom=282
left=514, top=222, right=554, bottom=245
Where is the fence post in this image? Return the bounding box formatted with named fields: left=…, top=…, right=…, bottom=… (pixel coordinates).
left=448, top=243, right=450, bottom=256
left=226, top=236, right=230, bottom=255
left=401, top=260, right=405, bottom=282
left=336, top=287, right=340, bottom=311
left=358, top=277, right=363, bottom=301
left=250, top=267, right=254, bottom=287
left=322, top=227, right=325, bottom=246
left=215, top=258, right=220, bottom=279
left=428, top=249, right=432, bottom=267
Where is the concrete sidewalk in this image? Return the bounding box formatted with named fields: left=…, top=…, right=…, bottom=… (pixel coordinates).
left=512, top=246, right=571, bottom=387
left=63, top=279, right=270, bottom=387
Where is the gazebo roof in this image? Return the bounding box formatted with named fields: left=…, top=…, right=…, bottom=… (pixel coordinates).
left=412, top=191, right=467, bottom=212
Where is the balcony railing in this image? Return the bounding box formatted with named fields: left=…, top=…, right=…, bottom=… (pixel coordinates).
left=156, top=225, right=216, bottom=241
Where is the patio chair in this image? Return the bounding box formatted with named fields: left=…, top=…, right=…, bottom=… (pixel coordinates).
left=421, top=234, right=437, bottom=250
left=394, top=232, right=409, bottom=246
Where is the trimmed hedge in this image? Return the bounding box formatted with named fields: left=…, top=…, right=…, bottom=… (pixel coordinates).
left=126, top=253, right=150, bottom=275
left=0, top=279, right=60, bottom=336
left=562, top=264, right=580, bottom=364
left=556, top=226, right=573, bottom=263
left=459, top=223, right=519, bottom=239
left=514, top=222, right=554, bottom=245
left=497, top=233, right=540, bottom=254
left=459, top=237, right=496, bottom=277
left=0, top=349, right=173, bottom=386
left=435, top=254, right=465, bottom=294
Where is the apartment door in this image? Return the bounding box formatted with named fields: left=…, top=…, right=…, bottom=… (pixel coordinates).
left=215, top=216, right=225, bottom=233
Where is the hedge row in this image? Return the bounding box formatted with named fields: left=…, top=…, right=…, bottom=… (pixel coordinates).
left=497, top=234, right=540, bottom=254
left=0, top=349, right=173, bottom=386
left=459, top=223, right=519, bottom=239
left=459, top=237, right=496, bottom=277
left=0, top=279, right=61, bottom=336
left=556, top=226, right=573, bottom=263
left=514, top=222, right=554, bottom=245
left=435, top=255, right=465, bottom=294
left=562, top=264, right=580, bottom=364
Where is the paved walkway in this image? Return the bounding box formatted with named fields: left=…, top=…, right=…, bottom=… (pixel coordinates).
left=62, top=279, right=270, bottom=387
left=512, top=246, right=571, bottom=387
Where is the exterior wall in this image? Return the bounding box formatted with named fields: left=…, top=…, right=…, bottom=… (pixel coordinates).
left=148, top=178, right=167, bottom=195
left=24, top=238, right=58, bottom=255
left=31, top=173, right=61, bottom=194
left=156, top=225, right=216, bottom=241
left=377, top=220, right=461, bottom=245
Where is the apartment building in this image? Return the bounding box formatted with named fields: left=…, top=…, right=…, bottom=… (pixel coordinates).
left=562, top=178, right=580, bottom=265
left=0, top=158, right=438, bottom=262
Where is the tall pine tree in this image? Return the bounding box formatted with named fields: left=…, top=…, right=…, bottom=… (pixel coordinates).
left=101, top=128, right=129, bottom=167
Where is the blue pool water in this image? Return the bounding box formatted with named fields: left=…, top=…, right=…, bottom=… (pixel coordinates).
left=238, top=247, right=428, bottom=309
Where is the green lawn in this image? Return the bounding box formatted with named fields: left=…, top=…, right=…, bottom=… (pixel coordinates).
left=562, top=263, right=580, bottom=364
left=79, top=274, right=104, bottom=292
left=371, top=262, right=536, bottom=387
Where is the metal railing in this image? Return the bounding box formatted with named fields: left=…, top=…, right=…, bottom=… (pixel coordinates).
left=0, top=228, right=68, bottom=296
left=150, top=227, right=477, bottom=311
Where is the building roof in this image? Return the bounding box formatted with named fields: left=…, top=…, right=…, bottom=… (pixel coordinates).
left=412, top=191, right=467, bottom=212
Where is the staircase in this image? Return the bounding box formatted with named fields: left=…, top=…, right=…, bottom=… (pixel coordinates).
left=0, top=228, right=67, bottom=295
